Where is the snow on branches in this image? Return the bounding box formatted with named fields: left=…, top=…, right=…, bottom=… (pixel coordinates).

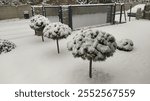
left=30, top=15, right=49, bottom=31
left=30, top=15, right=50, bottom=42
left=117, top=39, right=134, bottom=51
left=67, top=29, right=117, bottom=61
left=67, top=29, right=117, bottom=78
left=0, top=39, right=16, bottom=54
left=43, top=22, right=72, bottom=54
left=43, top=22, right=71, bottom=40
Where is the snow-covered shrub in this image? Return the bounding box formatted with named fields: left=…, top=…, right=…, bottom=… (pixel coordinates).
left=44, top=22, right=71, bottom=40
left=30, top=15, right=49, bottom=31
left=30, top=15, right=50, bottom=41
left=117, top=39, right=134, bottom=51
left=0, top=39, right=16, bottom=54
left=67, top=29, right=117, bottom=78
left=43, top=22, right=72, bottom=53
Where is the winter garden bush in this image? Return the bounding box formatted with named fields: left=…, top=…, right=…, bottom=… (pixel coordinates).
left=0, top=39, right=16, bottom=54
left=30, top=15, right=50, bottom=41
left=43, top=22, right=72, bottom=54
left=67, top=29, right=117, bottom=78
left=117, top=39, right=134, bottom=51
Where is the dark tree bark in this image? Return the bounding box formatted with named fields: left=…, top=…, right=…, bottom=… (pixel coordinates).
left=56, top=38, right=60, bottom=54
left=42, top=33, right=44, bottom=42
left=89, top=58, right=92, bottom=78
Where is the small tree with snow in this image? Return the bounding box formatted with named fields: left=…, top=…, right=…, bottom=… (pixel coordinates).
left=30, top=15, right=50, bottom=42
left=67, top=29, right=117, bottom=78
left=43, top=22, right=72, bottom=54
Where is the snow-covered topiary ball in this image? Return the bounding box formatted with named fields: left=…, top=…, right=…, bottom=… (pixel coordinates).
left=67, top=29, right=117, bottom=61
left=43, top=22, right=72, bottom=40
left=0, top=39, right=16, bottom=54
left=30, top=15, right=50, bottom=31
left=117, top=39, right=134, bottom=51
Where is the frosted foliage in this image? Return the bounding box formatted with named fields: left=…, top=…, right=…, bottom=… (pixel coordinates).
left=117, top=39, right=134, bottom=51
left=0, top=39, right=16, bottom=54
left=67, top=29, right=117, bottom=61
left=30, top=15, right=50, bottom=31
left=43, top=22, right=72, bottom=40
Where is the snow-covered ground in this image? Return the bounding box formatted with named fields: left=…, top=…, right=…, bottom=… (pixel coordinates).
left=0, top=18, right=150, bottom=84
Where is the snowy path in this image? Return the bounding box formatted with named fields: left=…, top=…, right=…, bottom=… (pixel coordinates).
left=0, top=19, right=150, bottom=84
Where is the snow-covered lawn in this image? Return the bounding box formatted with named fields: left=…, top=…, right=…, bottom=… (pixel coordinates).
left=0, top=18, right=150, bottom=84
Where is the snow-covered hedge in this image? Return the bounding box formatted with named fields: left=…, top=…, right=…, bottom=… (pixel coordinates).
left=117, top=39, right=134, bottom=51
left=67, top=29, right=117, bottom=61
left=30, top=15, right=49, bottom=31
left=43, top=22, right=72, bottom=40
left=0, top=39, right=16, bottom=54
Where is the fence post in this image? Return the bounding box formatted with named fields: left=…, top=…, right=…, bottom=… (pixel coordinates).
left=31, top=6, right=34, bottom=16
left=110, top=5, right=113, bottom=23
left=119, top=4, right=123, bottom=23
left=42, top=5, right=46, bottom=16
left=58, top=6, right=63, bottom=23
left=113, top=3, right=116, bottom=24
left=68, top=6, right=73, bottom=29
left=129, top=4, right=132, bottom=21
left=123, top=4, right=127, bottom=22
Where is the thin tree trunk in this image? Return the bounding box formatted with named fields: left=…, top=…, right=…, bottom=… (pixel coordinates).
left=42, top=33, right=44, bottom=42
left=89, top=58, right=92, bottom=78
left=56, top=38, right=60, bottom=54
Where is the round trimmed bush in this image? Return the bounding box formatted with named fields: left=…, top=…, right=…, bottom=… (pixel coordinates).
left=30, top=15, right=50, bottom=42
left=43, top=22, right=72, bottom=54
left=0, top=39, right=16, bottom=54
left=117, top=39, right=134, bottom=51
left=68, top=29, right=117, bottom=61
left=67, top=29, right=117, bottom=78
left=30, top=15, right=49, bottom=31
left=43, top=22, right=71, bottom=40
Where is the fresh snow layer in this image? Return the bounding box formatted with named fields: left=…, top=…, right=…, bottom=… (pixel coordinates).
left=0, top=19, right=150, bottom=84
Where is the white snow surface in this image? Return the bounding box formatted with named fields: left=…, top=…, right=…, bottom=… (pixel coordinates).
left=0, top=19, right=150, bottom=84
